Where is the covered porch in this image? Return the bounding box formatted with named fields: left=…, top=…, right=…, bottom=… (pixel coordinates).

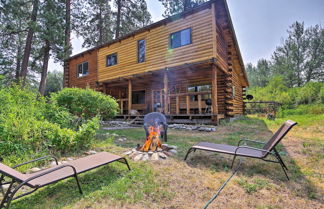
left=101, top=60, right=228, bottom=124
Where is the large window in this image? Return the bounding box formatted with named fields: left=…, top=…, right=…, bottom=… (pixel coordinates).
left=138, top=39, right=145, bottom=63
left=188, top=84, right=211, bottom=101
left=77, top=62, right=89, bottom=77
left=132, top=90, right=145, bottom=104
left=170, top=28, right=192, bottom=49
left=106, top=53, right=117, bottom=67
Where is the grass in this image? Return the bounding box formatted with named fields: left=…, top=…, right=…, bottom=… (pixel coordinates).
left=5, top=112, right=324, bottom=208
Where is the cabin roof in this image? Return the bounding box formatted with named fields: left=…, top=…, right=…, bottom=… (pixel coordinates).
left=67, top=0, right=248, bottom=85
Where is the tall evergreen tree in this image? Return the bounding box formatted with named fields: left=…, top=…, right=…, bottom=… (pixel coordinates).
left=0, top=0, right=29, bottom=84
left=74, top=0, right=152, bottom=47
left=38, top=0, right=66, bottom=95
left=272, top=22, right=324, bottom=87
left=158, top=0, right=207, bottom=17
left=73, top=0, right=115, bottom=47
left=304, top=25, right=324, bottom=83
left=113, top=0, right=152, bottom=38
left=20, top=0, right=39, bottom=86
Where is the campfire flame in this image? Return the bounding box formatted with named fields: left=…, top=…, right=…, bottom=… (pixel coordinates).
left=140, top=125, right=162, bottom=152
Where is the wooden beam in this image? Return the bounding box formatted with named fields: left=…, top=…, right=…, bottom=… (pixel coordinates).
left=120, top=100, right=123, bottom=114
left=176, top=96, right=180, bottom=115
left=102, top=83, right=107, bottom=94
left=211, top=2, right=217, bottom=57
left=198, top=94, right=202, bottom=114
left=186, top=95, right=190, bottom=114
left=211, top=64, right=218, bottom=120
left=128, top=79, right=132, bottom=114
left=163, top=71, right=168, bottom=114
left=151, top=90, right=154, bottom=111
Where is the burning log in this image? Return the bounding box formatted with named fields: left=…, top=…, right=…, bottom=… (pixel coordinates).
left=140, top=126, right=162, bottom=152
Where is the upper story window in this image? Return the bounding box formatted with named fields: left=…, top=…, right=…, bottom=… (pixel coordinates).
left=170, top=28, right=192, bottom=49
left=77, top=62, right=89, bottom=77
left=138, top=39, right=145, bottom=63
left=106, top=53, right=117, bottom=67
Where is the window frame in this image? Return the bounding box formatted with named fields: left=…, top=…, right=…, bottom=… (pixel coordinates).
left=106, top=53, right=118, bottom=67
left=137, top=39, right=146, bottom=63
left=76, top=61, right=89, bottom=78
left=169, top=28, right=192, bottom=49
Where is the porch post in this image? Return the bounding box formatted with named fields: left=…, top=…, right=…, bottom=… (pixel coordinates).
left=128, top=79, right=132, bottom=114
left=163, top=70, right=168, bottom=114
left=211, top=64, right=219, bottom=122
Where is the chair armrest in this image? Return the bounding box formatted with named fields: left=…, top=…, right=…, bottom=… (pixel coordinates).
left=22, top=164, right=78, bottom=186
left=237, top=139, right=266, bottom=147
left=13, top=155, right=58, bottom=169
left=234, top=146, right=271, bottom=156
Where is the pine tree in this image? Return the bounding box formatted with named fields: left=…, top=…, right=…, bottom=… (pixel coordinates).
left=38, top=0, right=66, bottom=95
left=20, top=0, right=39, bottom=87
left=158, top=0, right=207, bottom=17
left=0, top=0, right=30, bottom=84
left=73, top=0, right=115, bottom=47
left=74, top=0, right=152, bottom=47
left=113, top=0, right=152, bottom=38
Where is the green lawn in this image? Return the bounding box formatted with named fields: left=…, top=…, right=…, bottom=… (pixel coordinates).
left=8, top=114, right=324, bottom=209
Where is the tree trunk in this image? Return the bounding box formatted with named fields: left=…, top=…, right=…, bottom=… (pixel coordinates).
left=98, top=5, right=103, bottom=45
left=39, top=40, right=51, bottom=95
left=15, top=20, right=22, bottom=83
left=20, top=0, right=39, bottom=87
left=15, top=44, right=22, bottom=82
left=64, top=0, right=71, bottom=57
left=115, top=0, right=121, bottom=39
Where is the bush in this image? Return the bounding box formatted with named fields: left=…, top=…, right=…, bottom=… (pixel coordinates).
left=248, top=78, right=323, bottom=107
left=296, top=82, right=323, bottom=105
left=50, top=88, right=119, bottom=120
left=0, top=86, right=100, bottom=157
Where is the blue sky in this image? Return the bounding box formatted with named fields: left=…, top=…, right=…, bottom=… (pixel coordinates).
left=49, top=0, right=324, bottom=71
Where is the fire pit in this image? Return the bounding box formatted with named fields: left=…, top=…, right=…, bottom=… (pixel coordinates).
left=124, top=113, right=177, bottom=161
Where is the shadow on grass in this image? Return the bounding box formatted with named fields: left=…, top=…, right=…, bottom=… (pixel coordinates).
left=100, top=117, right=323, bottom=204
left=184, top=116, right=324, bottom=203
left=10, top=163, right=133, bottom=209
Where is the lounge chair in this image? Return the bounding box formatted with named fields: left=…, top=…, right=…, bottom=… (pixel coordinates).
left=0, top=152, right=130, bottom=209
left=184, top=120, right=297, bottom=180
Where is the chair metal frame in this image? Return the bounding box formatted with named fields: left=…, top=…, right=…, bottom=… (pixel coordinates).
left=0, top=155, right=130, bottom=209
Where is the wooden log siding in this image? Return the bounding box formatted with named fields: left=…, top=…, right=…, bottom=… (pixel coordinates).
left=97, top=8, right=214, bottom=82
left=66, top=50, right=98, bottom=89
left=65, top=0, right=249, bottom=121
left=226, top=69, right=244, bottom=115
left=216, top=23, right=228, bottom=71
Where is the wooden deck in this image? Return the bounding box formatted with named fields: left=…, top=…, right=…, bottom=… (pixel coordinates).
left=115, top=113, right=225, bottom=125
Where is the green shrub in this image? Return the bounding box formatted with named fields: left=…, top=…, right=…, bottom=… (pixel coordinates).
left=50, top=88, right=119, bottom=120
left=0, top=86, right=100, bottom=157
left=296, top=82, right=322, bottom=105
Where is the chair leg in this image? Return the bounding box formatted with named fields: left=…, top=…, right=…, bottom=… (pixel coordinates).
left=184, top=148, right=194, bottom=161
left=123, top=158, right=131, bottom=170
left=279, top=160, right=289, bottom=181
left=274, top=149, right=288, bottom=170
left=74, top=174, right=83, bottom=194
left=231, top=155, right=237, bottom=169
left=274, top=155, right=289, bottom=180
left=0, top=180, right=14, bottom=209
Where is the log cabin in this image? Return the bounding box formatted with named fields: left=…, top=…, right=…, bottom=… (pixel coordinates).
left=64, top=0, right=249, bottom=124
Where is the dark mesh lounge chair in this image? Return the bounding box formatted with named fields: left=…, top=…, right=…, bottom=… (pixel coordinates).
left=144, top=112, right=168, bottom=142
left=0, top=152, right=130, bottom=209
left=184, top=120, right=297, bottom=180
